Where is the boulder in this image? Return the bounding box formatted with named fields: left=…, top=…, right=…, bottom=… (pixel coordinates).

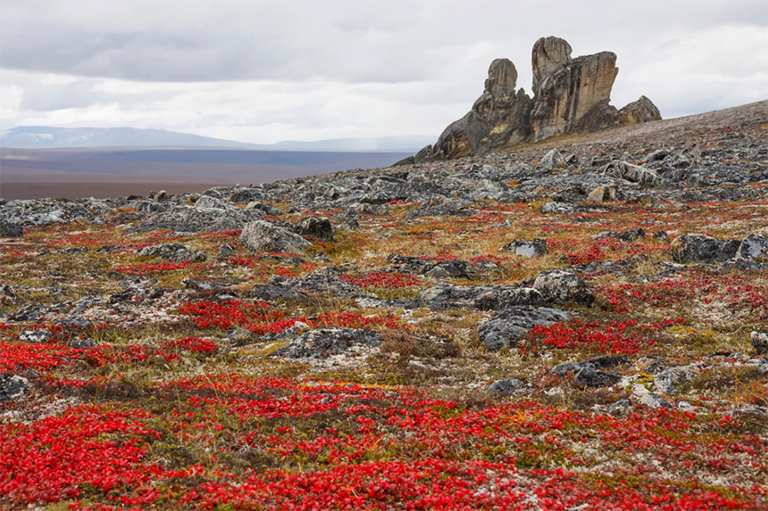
left=603, top=160, right=666, bottom=188
left=488, top=377, right=527, bottom=395
left=0, top=222, right=23, bottom=238
left=272, top=328, right=383, bottom=359
left=538, top=149, right=567, bottom=171
left=138, top=243, right=206, bottom=263
left=296, top=217, right=335, bottom=241
left=478, top=306, right=572, bottom=351
left=195, top=196, right=229, bottom=210
left=239, top=220, right=312, bottom=254
left=586, top=185, right=617, bottom=203
left=533, top=270, right=594, bottom=306
left=19, top=330, right=53, bottom=343
left=128, top=207, right=249, bottom=233
left=751, top=331, right=768, bottom=355
left=0, top=373, right=30, bottom=401
left=617, top=95, right=662, bottom=126
left=736, top=233, right=768, bottom=261
left=500, top=238, right=548, bottom=258
left=670, top=234, right=740, bottom=263
left=475, top=287, right=545, bottom=311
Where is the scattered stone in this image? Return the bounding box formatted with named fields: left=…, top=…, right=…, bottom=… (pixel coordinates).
left=475, top=287, right=545, bottom=311
left=19, top=330, right=53, bottom=343
left=218, top=244, right=238, bottom=256
left=58, top=316, right=94, bottom=328
left=195, top=195, right=229, bottom=210
left=538, top=149, right=567, bottom=171
left=0, top=373, right=30, bottom=401
left=575, top=366, right=622, bottom=388
left=603, top=160, right=666, bottom=188
left=488, top=378, right=526, bottom=395
left=500, top=239, right=548, bottom=258
left=239, top=220, right=312, bottom=254
left=751, top=331, right=768, bottom=355
left=533, top=270, right=594, bottom=306
left=593, top=228, right=645, bottom=242
left=540, top=201, right=585, bottom=215
left=671, top=233, right=740, bottom=263
left=652, top=230, right=670, bottom=243
left=478, top=306, right=572, bottom=351
left=272, top=328, right=383, bottom=359
left=296, top=217, right=335, bottom=241
left=138, top=243, right=207, bottom=262
left=586, top=185, right=617, bottom=204
left=249, top=276, right=304, bottom=300
left=608, top=398, right=632, bottom=416
left=0, top=222, right=23, bottom=238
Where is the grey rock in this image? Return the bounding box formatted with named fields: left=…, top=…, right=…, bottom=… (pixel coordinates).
left=0, top=222, right=23, bottom=238
left=540, top=201, right=585, bottom=215
left=478, top=306, right=572, bottom=351
left=608, top=398, right=632, bottom=416
left=229, top=188, right=265, bottom=204
left=736, top=233, right=768, bottom=261
left=245, top=201, right=283, bottom=216
left=501, top=238, right=548, bottom=258
left=654, top=368, right=689, bottom=395
left=240, top=220, right=312, bottom=254
left=19, top=329, right=53, bottom=343
left=128, top=207, right=248, bottom=233
left=652, top=230, right=670, bottom=243
left=70, top=338, right=98, bottom=349
left=671, top=233, right=740, bottom=263
left=195, top=195, right=229, bottom=210
left=58, top=316, right=93, bottom=328
left=0, top=374, right=30, bottom=401
left=296, top=217, right=335, bottom=241
left=593, top=228, right=645, bottom=242
left=533, top=270, right=594, bottom=306
left=218, top=243, right=238, bottom=256
left=604, top=160, right=666, bottom=188
left=531, top=36, right=572, bottom=93
left=751, top=331, right=768, bottom=355
left=488, top=378, right=527, bottom=395
left=475, top=287, right=545, bottom=311
left=272, top=328, right=383, bottom=359
left=575, top=366, right=622, bottom=388
left=538, top=149, right=567, bottom=171
left=426, top=260, right=470, bottom=279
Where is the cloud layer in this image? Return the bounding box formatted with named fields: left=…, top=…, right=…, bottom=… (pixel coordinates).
left=1, top=0, right=766, bottom=143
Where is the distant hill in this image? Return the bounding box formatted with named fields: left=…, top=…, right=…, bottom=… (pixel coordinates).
left=0, top=126, right=433, bottom=152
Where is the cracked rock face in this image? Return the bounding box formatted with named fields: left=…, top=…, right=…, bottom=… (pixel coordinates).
left=533, top=270, right=595, bottom=306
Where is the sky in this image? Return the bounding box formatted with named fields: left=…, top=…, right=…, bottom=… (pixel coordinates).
left=1, top=0, right=766, bottom=144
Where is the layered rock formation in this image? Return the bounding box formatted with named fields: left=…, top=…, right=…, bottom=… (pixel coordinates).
left=417, top=36, right=661, bottom=160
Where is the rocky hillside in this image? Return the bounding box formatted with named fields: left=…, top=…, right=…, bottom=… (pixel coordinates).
left=1, top=101, right=767, bottom=509
left=410, top=36, right=661, bottom=162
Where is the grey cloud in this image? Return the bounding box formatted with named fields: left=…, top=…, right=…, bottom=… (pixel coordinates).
left=2, top=0, right=765, bottom=84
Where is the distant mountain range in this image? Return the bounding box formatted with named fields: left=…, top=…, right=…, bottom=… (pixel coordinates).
left=0, top=126, right=433, bottom=152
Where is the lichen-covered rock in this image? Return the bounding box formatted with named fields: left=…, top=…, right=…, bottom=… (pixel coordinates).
left=128, top=207, right=249, bottom=233
left=272, top=328, right=383, bottom=359
left=671, top=234, right=740, bottom=263
left=239, top=220, right=312, bottom=254
left=533, top=270, right=594, bottom=306
left=478, top=306, right=572, bottom=351
left=195, top=195, right=229, bottom=210
left=736, top=233, right=768, bottom=261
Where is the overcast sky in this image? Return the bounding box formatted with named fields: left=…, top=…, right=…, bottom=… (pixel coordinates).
left=1, top=0, right=766, bottom=144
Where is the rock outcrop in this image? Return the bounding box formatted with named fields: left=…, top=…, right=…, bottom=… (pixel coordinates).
left=431, top=59, right=532, bottom=159
left=416, top=36, right=661, bottom=161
